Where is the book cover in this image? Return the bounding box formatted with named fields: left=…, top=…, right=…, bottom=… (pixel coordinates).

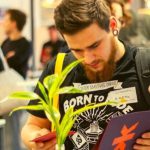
left=99, top=110, right=150, bottom=150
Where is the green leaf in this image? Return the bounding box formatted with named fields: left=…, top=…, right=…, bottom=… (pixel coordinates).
left=59, top=107, right=74, bottom=134
left=43, top=74, right=58, bottom=90
left=49, top=59, right=83, bottom=99
left=59, top=107, right=74, bottom=144
left=38, top=82, right=49, bottom=103
left=45, top=106, right=61, bottom=123
left=9, top=105, right=44, bottom=116
left=61, top=116, right=77, bottom=145
left=8, top=91, right=40, bottom=100
left=72, top=101, right=117, bottom=117
left=57, top=86, right=86, bottom=94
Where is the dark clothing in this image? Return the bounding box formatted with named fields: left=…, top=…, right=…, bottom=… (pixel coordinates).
left=1, top=37, right=31, bottom=78
left=0, top=58, right=4, bottom=71
left=119, top=11, right=150, bottom=47
left=28, top=42, right=149, bottom=150
left=40, top=40, right=68, bottom=66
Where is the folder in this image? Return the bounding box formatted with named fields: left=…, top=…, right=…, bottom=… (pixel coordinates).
left=99, top=110, right=150, bottom=150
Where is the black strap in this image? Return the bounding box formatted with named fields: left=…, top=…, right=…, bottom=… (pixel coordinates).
left=135, top=47, right=150, bottom=106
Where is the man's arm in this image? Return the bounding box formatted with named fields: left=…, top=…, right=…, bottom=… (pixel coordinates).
left=21, top=114, right=56, bottom=150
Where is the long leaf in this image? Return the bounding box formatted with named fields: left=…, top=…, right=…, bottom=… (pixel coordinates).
left=59, top=107, right=74, bottom=135
left=61, top=116, right=77, bottom=145
left=72, top=101, right=117, bottom=117
left=43, top=74, right=58, bottom=90
left=38, top=82, right=49, bottom=103
left=45, top=106, right=61, bottom=124
left=8, top=91, right=40, bottom=100
left=9, top=105, right=44, bottom=116
left=57, top=86, right=86, bottom=94
left=49, top=59, right=83, bottom=100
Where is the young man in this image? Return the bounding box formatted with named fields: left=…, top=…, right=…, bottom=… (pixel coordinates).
left=21, top=0, right=150, bottom=150
left=1, top=9, right=31, bottom=78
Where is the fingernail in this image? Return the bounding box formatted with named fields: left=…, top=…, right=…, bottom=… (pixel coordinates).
left=136, top=139, right=140, bottom=143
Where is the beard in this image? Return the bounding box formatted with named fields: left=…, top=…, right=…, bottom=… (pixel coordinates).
left=83, top=37, right=117, bottom=83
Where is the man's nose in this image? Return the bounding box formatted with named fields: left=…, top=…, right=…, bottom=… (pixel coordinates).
left=84, top=50, right=96, bottom=64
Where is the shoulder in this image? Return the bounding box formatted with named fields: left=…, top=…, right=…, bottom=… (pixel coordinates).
left=43, top=41, right=51, bottom=47
left=20, top=37, right=30, bottom=44
left=123, top=42, right=139, bottom=59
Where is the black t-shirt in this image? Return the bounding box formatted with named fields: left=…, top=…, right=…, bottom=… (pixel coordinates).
left=28, top=42, right=149, bottom=150
left=1, top=37, right=31, bottom=78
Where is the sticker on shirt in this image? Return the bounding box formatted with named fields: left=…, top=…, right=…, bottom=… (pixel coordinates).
left=71, top=132, right=88, bottom=149
left=73, top=80, right=122, bottom=92
left=71, top=122, right=103, bottom=149
left=106, top=87, right=138, bottom=104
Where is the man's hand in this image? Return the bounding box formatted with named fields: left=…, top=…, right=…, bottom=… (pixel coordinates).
left=30, top=128, right=57, bottom=150
left=133, top=132, right=150, bottom=150
left=6, top=50, right=15, bottom=59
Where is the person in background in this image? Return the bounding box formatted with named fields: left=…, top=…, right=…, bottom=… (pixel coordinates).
left=40, top=25, right=67, bottom=67
left=1, top=9, right=32, bottom=79
left=21, top=0, right=150, bottom=150
left=1, top=9, right=31, bottom=150
left=118, top=0, right=138, bottom=42
left=106, top=0, right=131, bottom=28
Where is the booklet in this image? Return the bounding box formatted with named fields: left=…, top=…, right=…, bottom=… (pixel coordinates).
left=99, top=110, right=150, bottom=150
left=32, top=131, right=75, bottom=143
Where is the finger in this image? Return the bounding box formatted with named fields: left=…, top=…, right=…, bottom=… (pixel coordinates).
left=136, top=138, right=150, bottom=146
left=43, top=138, right=56, bottom=149
left=133, top=144, right=150, bottom=150
left=30, top=142, right=45, bottom=150
left=142, top=132, right=150, bottom=138
left=40, top=128, right=50, bottom=136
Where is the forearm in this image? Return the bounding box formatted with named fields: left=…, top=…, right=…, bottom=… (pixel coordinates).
left=21, top=115, right=51, bottom=150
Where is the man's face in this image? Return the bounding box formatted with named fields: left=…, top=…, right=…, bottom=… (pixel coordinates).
left=3, top=13, right=15, bottom=35
left=64, top=23, right=117, bottom=82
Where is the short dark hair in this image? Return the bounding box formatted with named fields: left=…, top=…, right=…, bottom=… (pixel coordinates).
left=6, top=9, right=26, bottom=31
left=54, top=0, right=111, bottom=35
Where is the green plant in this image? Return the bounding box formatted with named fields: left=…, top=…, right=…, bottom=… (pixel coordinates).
left=9, top=59, right=119, bottom=150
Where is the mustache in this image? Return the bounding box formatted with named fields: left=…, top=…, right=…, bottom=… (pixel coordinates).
left=84, top=59, right=104, bottom=66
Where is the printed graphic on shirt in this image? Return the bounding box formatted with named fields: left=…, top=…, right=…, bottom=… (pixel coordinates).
left=73, top=80, right=122, bottom=92
left=63, top=81, right=138, bottom=150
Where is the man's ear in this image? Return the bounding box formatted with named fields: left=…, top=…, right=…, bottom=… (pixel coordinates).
left=109, top=17, right=119, bottom=36
left=109, top=17, right=118, bottom=31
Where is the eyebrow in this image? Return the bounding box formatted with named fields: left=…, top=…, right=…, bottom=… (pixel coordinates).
left=70, top=39, right=102, bottom=51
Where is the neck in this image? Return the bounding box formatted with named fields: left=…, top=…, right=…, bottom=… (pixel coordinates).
left=9, top=30, right=22, bottom=41
left=114, top=37, right=125, bottom=62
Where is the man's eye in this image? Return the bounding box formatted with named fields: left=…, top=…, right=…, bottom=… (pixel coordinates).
left=90, top=44, right=99, bottom=49
left=72, top=50, right=82, bottom=53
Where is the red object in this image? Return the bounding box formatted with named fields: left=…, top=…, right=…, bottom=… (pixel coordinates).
left=31, top=131, right=75, bottom=143
left=110, top=19, right=116, bottom=29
